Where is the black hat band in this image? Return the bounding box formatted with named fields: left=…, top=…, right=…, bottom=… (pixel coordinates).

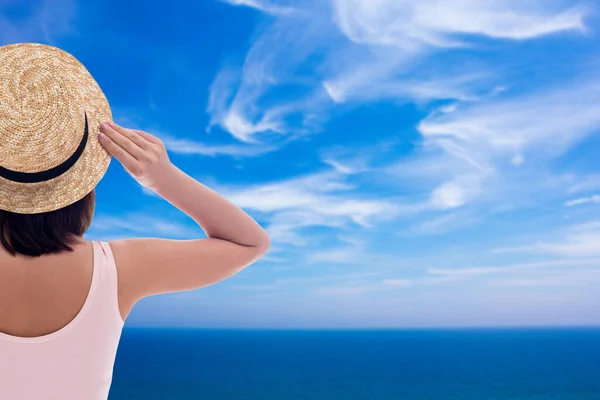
left=0, top=112, right=89, bottom=183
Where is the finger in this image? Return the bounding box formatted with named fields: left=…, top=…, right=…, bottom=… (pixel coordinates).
left=132, top=129, right=163, bottom=146
left=108, top=122, right=155, bottom=150
left=98, top=131, right=140, bottom=172
left=100, top=123, right=146, bottom=160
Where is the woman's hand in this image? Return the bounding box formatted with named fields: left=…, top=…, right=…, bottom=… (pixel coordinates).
left=98, top=121, right=174, bottom=191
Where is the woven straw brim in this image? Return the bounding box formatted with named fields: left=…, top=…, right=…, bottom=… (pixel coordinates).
left=0, top=43, right=111, bottom=214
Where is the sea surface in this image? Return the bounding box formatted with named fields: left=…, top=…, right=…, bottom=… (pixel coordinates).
left=109, top=328, right=600, bottom=399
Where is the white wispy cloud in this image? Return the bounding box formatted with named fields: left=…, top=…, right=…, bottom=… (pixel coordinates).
left=567, top=175, right=600, bottom=194
left=419, top=78, right=600, bottom=168
left=325, top=0, right=586, bottom=102
left=314, top=278, right=413, bottom=296
left=220, top=0, right=295, bottom=15
left=305, top=239, right=399, bottom=265
left=428, top=258, right=600, bottom=277
left=289, top=256, right=600, bottom=297
left=318, top=139, right=397, bottom=174
left=205, top=9, right=329, bottom=142
left=491, top=222, right=600, bottom=257
left=228, top=271, right=380, bottom=291
left=205, top=2, right=597, bottom=245
left=564, top=194, right=600, bottom=206
left=488, top=269, right=600, bottom=287
left=408, top=211, right=481, bottom=235
left=210, top=0, right=588, bottom=144
left=211, top=56, right=600, bottom=238
left=323, top=68, right=494, bottom=105
left=113, top=109, right=276, bottom=158
left=333, top=0, right=586, bottom=47
left=321, top=158, right=364, bottom=175
left=218, top=169, right=399, bottom=245
left=162, top=135, right=277, bottom=157
left=307, top=246, right=360, bottom=263
left=386, top=75, right=600, bottom=216
left=570, top=220, right=600, bottom=232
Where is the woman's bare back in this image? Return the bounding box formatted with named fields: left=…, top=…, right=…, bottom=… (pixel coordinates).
left=0, top=240, right=107, bottom=338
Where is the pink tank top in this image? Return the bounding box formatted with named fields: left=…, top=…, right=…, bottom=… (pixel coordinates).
left=0, top=240, right=125, bottom=399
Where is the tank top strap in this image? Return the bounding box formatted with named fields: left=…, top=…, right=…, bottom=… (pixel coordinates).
left=94, top=241, right=124, bottom=325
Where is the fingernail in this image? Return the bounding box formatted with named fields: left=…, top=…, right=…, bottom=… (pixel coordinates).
left=100, top=123, right=108, bottom=131
left=107, top=121, right=115, bottom=127
left=98, top=131, right=105, bottom=139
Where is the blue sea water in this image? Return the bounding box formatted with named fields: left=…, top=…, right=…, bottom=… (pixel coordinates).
left=109, top=328, right=600, bottom=399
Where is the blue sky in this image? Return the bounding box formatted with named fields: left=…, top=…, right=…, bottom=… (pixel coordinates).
left=2, top=0, right=600, bottom=328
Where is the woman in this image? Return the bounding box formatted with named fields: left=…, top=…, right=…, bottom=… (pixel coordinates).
left=0, top=43, right=270, bottom=399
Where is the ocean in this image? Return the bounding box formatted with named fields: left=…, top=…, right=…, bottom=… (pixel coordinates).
left=109, top=328, right=600, bottom=399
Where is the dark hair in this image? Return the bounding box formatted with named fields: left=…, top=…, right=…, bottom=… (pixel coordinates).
left=0, top=190, right=95, bottom=257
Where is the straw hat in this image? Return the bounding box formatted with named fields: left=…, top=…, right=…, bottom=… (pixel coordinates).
left=0, top=42, right=111, bottom=214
